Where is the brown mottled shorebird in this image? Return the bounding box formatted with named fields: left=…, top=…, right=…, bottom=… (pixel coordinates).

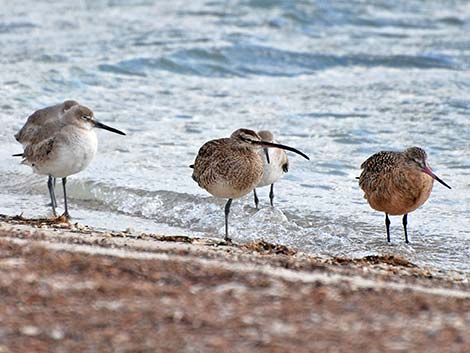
left=253, top=130, right=289, bottom=209
left=15, top=100, right=79, bottom=209
left=358, top=147, right=451, bottom=243
left=191, top=128, right=309, bottom=241
left=14, top=103, right=126, bottom=218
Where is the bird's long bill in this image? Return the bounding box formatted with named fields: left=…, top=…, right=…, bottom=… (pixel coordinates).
left=94, top=120, right=126, bottom=135
left=422, top=166, right=451, bottom=189
left=255, top=140, right=310, bottom=160
left=263, top=148, right=270, bottom=164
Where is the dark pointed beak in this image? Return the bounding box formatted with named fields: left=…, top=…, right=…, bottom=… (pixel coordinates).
left=422, top=166, right=451, bottom=189
left=263, top=148, right=270, bottom=164
left=94, top=120, right=126, bottom=135
left=254, top=140, right=310, bottom=160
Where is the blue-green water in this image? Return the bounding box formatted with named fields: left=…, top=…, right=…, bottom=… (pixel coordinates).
left=0, top=0, right=469, bottom=272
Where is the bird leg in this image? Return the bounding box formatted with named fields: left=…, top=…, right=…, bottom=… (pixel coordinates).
left=52, top=177, right=57, bottom=207
left=224, top=198, right=233, bottom=242
left=62, top=177, right=70, bottom=219
left=269, top=184, right=275, bottom=207
left=253, top=189, right=259, bottom=209
left=385, top=213, right=391, bottom=243
left=402, top=214, right=409, bottom=243
left=47, top=176, right=57, bottom=216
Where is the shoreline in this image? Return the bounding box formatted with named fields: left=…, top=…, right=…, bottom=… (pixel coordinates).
left=0, top=214, right=469, bottom=352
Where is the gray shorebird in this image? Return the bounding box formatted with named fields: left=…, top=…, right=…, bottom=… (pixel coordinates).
left=358, top=147, right=451, bottom=243
left=15, top=100, right=79, bottom=208
left=191, top=128, right=309, bottom=241
left=15, top=100, right=79, bottom=145
left=253, top=130, right=289, bottom=209
left=14, top=103, right=125, bottom=219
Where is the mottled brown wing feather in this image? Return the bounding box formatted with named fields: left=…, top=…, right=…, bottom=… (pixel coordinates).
left=360, top=151, right=398, bottom=171
left=192, top=138, right=229, bottom=185
left=23, top=136, right=56, bottom=165
left=192, top=138, right=263, bottom=194
left=359, top=151, right=400, bottom=191
left=15, top=110, right=43, bottom=143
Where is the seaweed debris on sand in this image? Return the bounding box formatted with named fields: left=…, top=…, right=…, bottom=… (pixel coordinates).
left=0, top=214, right=469, bottom=353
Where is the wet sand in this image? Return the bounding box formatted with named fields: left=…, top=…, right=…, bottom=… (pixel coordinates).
left=0, top=214, right=469, bottom=353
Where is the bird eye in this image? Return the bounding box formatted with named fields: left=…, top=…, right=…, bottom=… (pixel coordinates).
left=240, top=135, right=252, bottom=143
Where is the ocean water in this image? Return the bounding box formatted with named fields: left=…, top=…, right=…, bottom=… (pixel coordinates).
left=0, top=0, right=469, bottom=272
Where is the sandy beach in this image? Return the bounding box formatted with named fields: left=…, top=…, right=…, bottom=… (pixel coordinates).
left=0, top=214, right=469, bottom=353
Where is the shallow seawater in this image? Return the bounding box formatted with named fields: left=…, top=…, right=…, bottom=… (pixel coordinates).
left=0, top=1, right=469, bottom=272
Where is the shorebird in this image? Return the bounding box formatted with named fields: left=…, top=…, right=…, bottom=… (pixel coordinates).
left=14, top=103, right=125, bottom=218
left=253, top=130, right=289, bottom=209
left=358, top=147, right=451, bottom=243
left=15, top=100, right=79, bottom=209
left=191, top=128, right=309, bottom=241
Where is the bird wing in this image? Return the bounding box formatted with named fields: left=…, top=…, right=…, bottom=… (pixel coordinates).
left=15, top=101, right=78, bottom=144
left=191, top=139, right=227, bottom=184
left=360, top=151, right=398, bottom=172
left=358, top=151, right=401, bottom=193
left=22, top=136, right=57, bottom=165
left=192, top=138, right=255, bottom=186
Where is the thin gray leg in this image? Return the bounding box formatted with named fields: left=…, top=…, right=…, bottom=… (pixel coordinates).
left=224, top=198, right=233, bottom=241
left=62, top=177, right=70, bottom=218
left=402, top=214, right=409, bottom=243
left=253, top=189, right=259, bottom=209
left=269, top=184, right=275, bottom=207
left=52, top=177, right=57, bottom=207
left=47, top=176, right=57, bottom=216
left=385, top=213, right=391, bottom=243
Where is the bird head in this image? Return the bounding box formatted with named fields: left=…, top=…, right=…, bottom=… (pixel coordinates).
left=64, top=105, right=126, bottom=135
left=405, top=147, right=451, bottom=189
left=230, top=128, right=309, bottom=161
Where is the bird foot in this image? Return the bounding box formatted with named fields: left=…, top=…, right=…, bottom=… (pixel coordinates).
left=54, top=214, right=70, bottom=223
left=61, top=211, right=71, bottom=219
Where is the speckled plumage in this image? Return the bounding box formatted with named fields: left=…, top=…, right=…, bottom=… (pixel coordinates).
left=358, top=147, right=450, bottom=243
left=359, top=147, right=433, bottom=215
left=192, top=133, right=264, bottom=199
left=192, top=128, right=309, bottom=241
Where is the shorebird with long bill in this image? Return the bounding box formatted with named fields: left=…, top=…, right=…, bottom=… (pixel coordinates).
left=15, top=100, right=79, bottom=209
left=191, top=128, right=309, bottom=241
left=14, top=103, right=126, bottom=219
left=358, top=147, right=451, bottom=243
